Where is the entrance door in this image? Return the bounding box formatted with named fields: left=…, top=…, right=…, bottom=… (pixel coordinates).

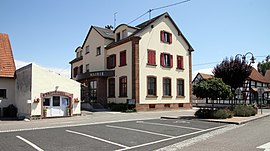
left=43, top=96, right=69, bottom=117
left=89, top=80, right=97, bottom=103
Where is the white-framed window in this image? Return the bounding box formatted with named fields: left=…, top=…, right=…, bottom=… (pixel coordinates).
left=86, top=64, right=89, bottom=72
left=96, top=46, right=101, bottom=56
left=86, top=45, right=90, bottom=54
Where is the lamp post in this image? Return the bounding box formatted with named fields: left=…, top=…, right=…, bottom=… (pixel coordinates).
left=235, top=52, right=255, bottom=65
left=235, top=52, right=256, bottom=105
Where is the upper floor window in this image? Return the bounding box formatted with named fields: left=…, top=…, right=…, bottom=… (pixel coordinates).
left=77, top=51, right=82, bottom=58
left=79, top=65, right=83, bottom=74
left=177, top=55, right=184, bottom=69
left=0, top=89, right=7, bottom=98
left=73, top=67, right=78, bottom=78
left=177, top=79, right=184, bottom=97
left=160, top=31, right=172, bottom=44
left=122, top=29, right=127, bottom=39
left=86, top=64, right=89, bottom=72
left=163, top=78, right=171, bottom=96
left=86, top=45, right=90, bottom=54
left=107, top=54, right=116, bottom=69
left=116, top=32, right=120, bottom=42
left=96, top=46, right=101, bottom=56
left=147, top=76, right=157, bottom=96
left=161, top=53, right=173, bottom=68
left=147, top=49, right=156, bottom=65
left=119, top=50, right=127, bottom=67
left=119, top=76, right=127, bottom=97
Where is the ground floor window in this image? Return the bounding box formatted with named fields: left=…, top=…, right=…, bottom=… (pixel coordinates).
left=53, top=96, right=60, bottom=106
left=177, top=79, right=184, bottom=97
left=108, top=78, right=115, bottom=97
left=119, top=76, right=127, bottom=97
left=0, top=89, right=7, bottom=98
left=147, top=76, right=157, bottom=96
left=163, top=78, right=171, bottom=96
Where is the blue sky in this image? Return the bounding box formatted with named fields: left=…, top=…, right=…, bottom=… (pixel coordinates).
left=1, top=0, right=269, bottom=77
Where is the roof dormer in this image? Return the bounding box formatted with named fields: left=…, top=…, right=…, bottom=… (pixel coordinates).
left=113, top=24, right=138, bottom=42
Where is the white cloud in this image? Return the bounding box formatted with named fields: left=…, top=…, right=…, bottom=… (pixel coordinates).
left=15, top=60, right=71, bottom=78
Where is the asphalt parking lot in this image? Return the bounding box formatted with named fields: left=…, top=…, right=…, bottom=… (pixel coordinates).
left=0, top=118, right=228, bottom=151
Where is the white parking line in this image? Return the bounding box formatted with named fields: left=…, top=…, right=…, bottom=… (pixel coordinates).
left=115, top=124, right=228, bottom=151
left=136, top=121, right=203, bottom=131
left=106, top=125, right=174, bottom=138
left=66, top=130, right=128, bottom=148
left=16, top=136, right=44, bottom=151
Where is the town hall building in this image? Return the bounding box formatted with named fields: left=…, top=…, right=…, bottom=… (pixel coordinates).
left=70, top=12, right=194, bottom=110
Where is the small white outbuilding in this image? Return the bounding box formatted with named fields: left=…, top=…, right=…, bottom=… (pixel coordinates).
left=15, top=64, right=81, bottom=119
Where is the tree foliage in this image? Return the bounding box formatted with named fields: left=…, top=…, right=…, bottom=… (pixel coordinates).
left=212, top=57, right=252, bottom=90
left=193, top=78, right=232, bottom=100
left=258, top=55, right=270, bottom=76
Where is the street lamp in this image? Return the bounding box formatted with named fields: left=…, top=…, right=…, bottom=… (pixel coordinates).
left=235, top=52, right=256, bottom=105
left=235, top=52, right=255, bottom=65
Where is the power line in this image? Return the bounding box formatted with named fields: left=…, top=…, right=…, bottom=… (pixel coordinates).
left=128, top=0, right=191, bottom=25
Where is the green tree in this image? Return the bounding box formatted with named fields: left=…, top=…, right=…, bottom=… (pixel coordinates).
left=193, top=78, right=232, bottom=100
left=258, top=55, right=270, bottom=76
left=213, top=57, right=252, bottom=90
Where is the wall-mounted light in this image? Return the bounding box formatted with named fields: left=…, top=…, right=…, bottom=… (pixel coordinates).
left=55, top=86, right=59, bottom=92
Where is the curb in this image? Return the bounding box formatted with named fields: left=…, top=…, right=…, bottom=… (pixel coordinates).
left=160, top=113, right=270, bottom=125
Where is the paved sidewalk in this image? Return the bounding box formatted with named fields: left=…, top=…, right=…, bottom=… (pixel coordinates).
left=161, top=108, right=270, bottom=125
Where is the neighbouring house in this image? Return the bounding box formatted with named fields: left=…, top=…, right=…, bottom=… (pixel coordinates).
left=192, top=69, right=270, bottom=104
left=70, top=12, right=194, bottom=111
left=192, top=72, right=214, bottom=86
left=0, top=33, right=16, bottom=117
left=15, top=64, right=81, bottom=119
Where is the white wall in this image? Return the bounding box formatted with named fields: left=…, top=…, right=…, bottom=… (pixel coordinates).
left=136, top=16, right=190, bottom=104
left=0, top=78, right=15, bottom=109
left=31, top=64, right=81, bottom=115
left=15, top=65, right=32, bottom=117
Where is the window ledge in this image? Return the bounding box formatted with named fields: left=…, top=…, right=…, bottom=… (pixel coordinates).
left=147, top=63, right=157, bottom=66
left=161, top=66, right=172, bottom=69
left=162, top=96, right=172, bottom=98
left=146, top=95, right=158, bottom=98
left=119, top=96, right=128, bottom=98
left=119, top=64, right=127, bottom=67
left=176, top=96, right=185, bottom=98
left=108, top=96, right=115, bottom=98
left=176, top=68, right=185, bottom=70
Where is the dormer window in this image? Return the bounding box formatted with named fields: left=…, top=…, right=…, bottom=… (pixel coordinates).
left=76, top=51, right=82, bottom=58
left=116, top=32, right=120, bottom=42
left=122, top=30, right=127, bottom=39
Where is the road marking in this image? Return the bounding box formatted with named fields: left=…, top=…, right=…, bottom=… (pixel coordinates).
left=66, top=130, right=128, bottom=148
left=106, top=125, right=174, bottom=138
left=116, top=124, right=228, bottom=151
left=0, top=117, right=157, bottom=133
left=257, top=142, right=270, bottom=151
left=16, top=136, right=44, bottom=151
left=136, top=121, right=203, bottom=131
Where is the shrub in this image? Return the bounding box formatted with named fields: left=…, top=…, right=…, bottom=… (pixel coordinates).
left=233, top=105, right=257, bottom=117
left=195, top=108, right=233, bottom=119
left=108, top=103, right=136, bottom=112
left=213, top=108, right=233, bottom=119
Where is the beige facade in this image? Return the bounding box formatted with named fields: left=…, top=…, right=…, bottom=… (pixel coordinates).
left=70, top=12, right=194, bottom=111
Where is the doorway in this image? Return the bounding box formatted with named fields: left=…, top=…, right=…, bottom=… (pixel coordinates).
left=43, top=96, right=69, bottom=117
left=89, top=80, right=97, bottom=103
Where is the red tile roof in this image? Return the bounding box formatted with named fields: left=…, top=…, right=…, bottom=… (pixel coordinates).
left=199, top=73, right=214, bottom=79
left=249, top=68, right=269, bottom=83
left=265, top=70, right=270, bottom=83
left=0, top=33, right=15, bottom=77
